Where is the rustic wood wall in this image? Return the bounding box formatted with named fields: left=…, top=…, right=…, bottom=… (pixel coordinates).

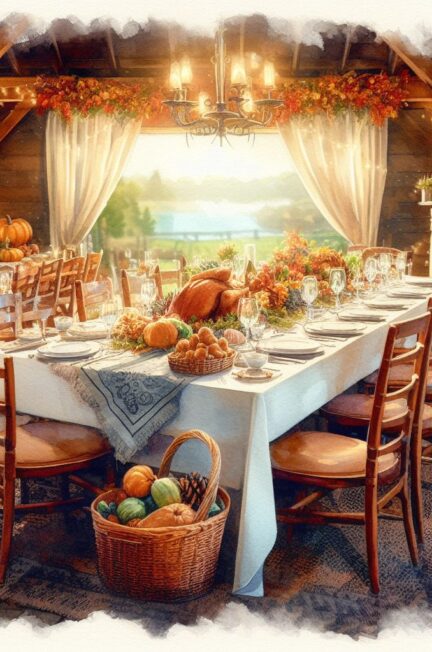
left=379, top=108, right=432, bottom=274
left=0, top=111, right=48, bottom=246
left=0, top=108, right=431, bottom=261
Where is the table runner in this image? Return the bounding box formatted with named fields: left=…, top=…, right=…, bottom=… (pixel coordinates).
left=50, top=349, right=193, bottom=462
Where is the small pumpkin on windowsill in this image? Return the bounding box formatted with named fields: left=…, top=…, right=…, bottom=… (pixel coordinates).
left=0, top=215, right=32, bottom=247
left=0, top=239, right=24, bottom=262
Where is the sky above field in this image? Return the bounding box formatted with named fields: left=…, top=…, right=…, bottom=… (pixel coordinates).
left=123, top=133, right=295, bottom=181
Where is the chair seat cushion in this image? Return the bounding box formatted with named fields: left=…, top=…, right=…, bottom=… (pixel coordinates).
left=0, top=421, right=111, bottom=468
left=322, top=394, right=407, bottom=427
left=271, top=431, right=398, bottom=479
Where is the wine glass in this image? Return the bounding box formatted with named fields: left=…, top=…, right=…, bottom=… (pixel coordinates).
left=143, top=251, right=157, bottom=277
left=395, top=252, right=407, bottom=282
left=238, top=297, right=260, bottom=350
left=378, top=253, right=391, bottom=288
left=250, top=320, right=267, bottom=349
left=140, top=278, right=157, bottom=316
left=35, top=297, right=52, bottom=342
left=233, top=255, right=245, bottom=281
left=101, top=299, right=120, bottom=340
left=351, top=270, right=364, bottom=304
left=301, top=276, right=318, bottom=322
left=364, top=257, right=378, bottom=295
left=329, top=268, right=346, bottom=312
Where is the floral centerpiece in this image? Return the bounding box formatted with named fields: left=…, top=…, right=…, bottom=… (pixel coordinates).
left=248, top=232, right=350, bottom=328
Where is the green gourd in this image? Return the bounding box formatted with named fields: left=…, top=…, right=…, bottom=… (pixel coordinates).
left=167, top=318, right=193, bottom=340
left=117, top=497, right=146, bottom=524
left=151, top=477, right=182, bottom=508
left=97, top=500, right=111, bottom=519
left=143, top=495, right=159, bottom=514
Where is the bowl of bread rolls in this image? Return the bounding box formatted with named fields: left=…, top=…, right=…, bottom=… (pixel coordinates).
left=168, top=327, right=236, bottom=375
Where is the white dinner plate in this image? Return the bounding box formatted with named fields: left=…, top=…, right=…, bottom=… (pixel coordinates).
left=37, top=341, right=93, bottom=358
left=404, top=277, right=432, bottom=287
left=18, top=327, right=57, bottom=341
left=257, top=338, right=321, bottom=355
left=338, top=308, right=388, bottom=322
left=387, top=289, right=430, bottom=298
left=37, top=340, right=101, bottom=360
left=364, top=298, right=408, bottom=310
left=232, top=368, right=282, bottom=381
left=305, top=321, right=366, bottom=335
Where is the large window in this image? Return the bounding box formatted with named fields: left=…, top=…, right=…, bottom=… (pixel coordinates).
left=92, top=132, right=346, bottom=261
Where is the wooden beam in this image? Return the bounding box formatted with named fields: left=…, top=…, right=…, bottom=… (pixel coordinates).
left=388, top=48, right=399, bottom=75
left=49, top=28, right=64, bottom=73
left=0, top=101, right=32, bottom=144
left=0, top=16, right=30, bottom=61
left=383, top=36, right=432, bottom=87
left=105, top=29, right=118, bottom=73
left=6, top=47, right=21, bottom=76
left=340, top=27, right=354, bottom=72
left=291, top=42, right=301, bottom=74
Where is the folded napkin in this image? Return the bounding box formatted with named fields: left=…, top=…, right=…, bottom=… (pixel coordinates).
left=0, top=339, right=44, bottom=353
left=66, top=320, right=108, bottom=340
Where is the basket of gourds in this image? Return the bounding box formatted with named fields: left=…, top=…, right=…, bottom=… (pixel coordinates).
left=91, top=429, right=230, bottom=602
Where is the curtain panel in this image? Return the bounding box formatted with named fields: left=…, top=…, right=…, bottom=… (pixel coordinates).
left=278, top=111, right=388, bottom=246
left=46, top=112, right=141, bottom=251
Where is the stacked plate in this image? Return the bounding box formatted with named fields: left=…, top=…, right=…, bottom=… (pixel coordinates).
left=37, top=340, right=100, bottom=360
left=66, top=320, right=108, bottom=340
left=337, top=307, right=388, bottom=322
left=404, top=277, right=432, bottom=288
left=257, top=337, right=324, bottom=363
left=387, top=287, right=431, bottom=299
left=304, top=321, right=366, bottom=336
left=364, top=298, right=408, bottom=310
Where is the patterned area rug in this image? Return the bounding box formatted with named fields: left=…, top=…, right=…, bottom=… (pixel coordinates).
left=2, top=473, right=432, bottom=637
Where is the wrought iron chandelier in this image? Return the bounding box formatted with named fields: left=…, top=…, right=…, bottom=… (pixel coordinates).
left=163, top=27, right=283, bottom=145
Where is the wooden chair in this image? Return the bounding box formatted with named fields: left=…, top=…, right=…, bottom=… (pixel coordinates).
left=83, top=251, right=103, bottom=283
left=55, top=256, right=85, bottom=317
left=155, top=255, right=186, bottom=295
left=36, top=258, right=63, bottom=323
left=322, top=299, right=432, bottom=543
left=0, top=292, right=44, bottom=341
left=75, top=278, right=114, bottom=322
left=361, top=246, right=402, bottom=261
left=12, top=263, right=41, bottom=312
left=120, top=267, right=163, bottom=309
left=0, top=356, right=115, bottom=583
left=271, top=311, right=431, bottom=593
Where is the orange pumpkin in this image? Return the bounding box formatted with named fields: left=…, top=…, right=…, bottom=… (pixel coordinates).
left=137, top=503, right=196, bottom=528
left=0, top=215, right=32, bottom=247
left=143, top=319, right=178, bottom=349
left=123, top=465, right=156, bottom=498
left=0, top=247, right=24, bottom=262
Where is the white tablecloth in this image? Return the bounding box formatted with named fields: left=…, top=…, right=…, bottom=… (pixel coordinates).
left=2, top=291, right=430, bottom=597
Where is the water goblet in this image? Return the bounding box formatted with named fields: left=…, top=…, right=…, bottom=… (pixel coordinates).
left=101, top=299, right=120, bottom=341
left=238, top=297, right=260, bottom=350
left=35, top=297, right=52, bottom=342
left=378, top=253, right=391, bottom=288
left=250, top=322, right=266, bottom=350
left=364, top=257, right=378, bottom=295
left=301, top=276, right=318, bottom=321
left=140, top=278, right=157, bottom=316
left=352, top=271, right=364, bottom=303
left=395, top=252, right=407, bottom=282
left=329, top=268, right=346, bottom=312
left=233, top=255, right=245, bottom=281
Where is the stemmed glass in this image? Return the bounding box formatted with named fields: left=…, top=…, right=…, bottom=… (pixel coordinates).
left=351, top=270, right=364, bottom=303
left=140, top=278, right=157, bottom=316
left=395, top=252, right=407, bottom=282
left=301, top=276, right=318, bottom=322
left=238, top=297, right=260, bottom=350
left=101, top=299, right=120, bottom=340
left=35, top=297, right=52, bottom=342
left=250, top=321, right=267, bottom=349
left=364, top=257, right=378, bottom=295
left=378, top=253, right=391, bottom=289
left=143, top=251, right=157, bottom=277
left=233, top=255, right=245, bottom=281
left=329, top=268, right=346, bottom=312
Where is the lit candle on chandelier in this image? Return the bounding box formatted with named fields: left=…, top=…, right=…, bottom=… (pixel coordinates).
left=263, top=61, right=276, bottom=88
left=242, top=89, right=255, bottom=113
left=198, top=92, right=209, bottom=115
left=169, top=62, right=182, bottom=90
left=180, top=57, right=193, bottom=85
left=231, top=58, right=247, bottom=86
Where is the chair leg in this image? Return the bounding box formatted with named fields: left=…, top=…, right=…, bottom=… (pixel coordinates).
left=400, top=481, right=419, bottom=565
left=365, top=481, right=380, bottom=594
left=0, top=480, right=16, bottom=584
left=411, top=441, right=425, bottom=544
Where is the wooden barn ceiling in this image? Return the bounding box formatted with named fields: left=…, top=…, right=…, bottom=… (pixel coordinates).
left=0, top=15, right=430, bottom=141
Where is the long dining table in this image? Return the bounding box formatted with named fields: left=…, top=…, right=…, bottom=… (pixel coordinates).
left=2, top=283, right=431, bottom=597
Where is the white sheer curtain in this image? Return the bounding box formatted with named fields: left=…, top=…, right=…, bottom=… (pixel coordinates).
left=46, top=112, right=141, bottom=251
left=278, top=111, right=388, bottom=246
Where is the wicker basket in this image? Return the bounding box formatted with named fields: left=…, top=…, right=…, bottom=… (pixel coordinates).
left=168, top=352, right=234, bottom=375
left=91, top=429, right=230, bottom=602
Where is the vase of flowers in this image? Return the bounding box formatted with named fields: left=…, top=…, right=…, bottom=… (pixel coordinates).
left=416, top=175, right=432, bottom=204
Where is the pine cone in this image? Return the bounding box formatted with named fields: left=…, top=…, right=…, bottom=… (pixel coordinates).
left=179, top=472, right=209, bottom=509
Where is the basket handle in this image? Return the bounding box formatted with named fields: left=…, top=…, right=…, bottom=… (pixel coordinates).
left=157, top=429, right=221, bottom=523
